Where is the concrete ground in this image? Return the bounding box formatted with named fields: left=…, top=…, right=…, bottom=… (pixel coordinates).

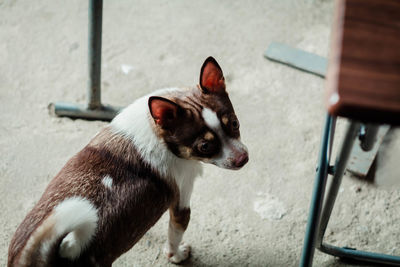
left=1, top=0, right=399, bottom=266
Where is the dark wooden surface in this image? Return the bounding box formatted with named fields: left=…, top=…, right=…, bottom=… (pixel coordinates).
left=326, top=0, right=400, bottom=125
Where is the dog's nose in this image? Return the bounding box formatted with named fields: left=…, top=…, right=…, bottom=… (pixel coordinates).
left=234, top=153, right=249, bottom=168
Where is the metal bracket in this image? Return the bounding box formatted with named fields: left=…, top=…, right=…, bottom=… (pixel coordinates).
left=347, top=125, right=390, bottom=177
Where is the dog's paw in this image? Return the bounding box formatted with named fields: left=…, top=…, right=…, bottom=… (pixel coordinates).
left=164, top=242, right=191, bottom=264
left=59, top=232, right=82, bottom=260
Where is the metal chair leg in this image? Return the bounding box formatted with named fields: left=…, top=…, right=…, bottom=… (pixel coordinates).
left=316, top=121, right=361, bottom=247
left=300, top=114, right=336, bottom=267
left=50, top=0, right=121, bottom=121
left=301, top=118, right=400, bottom=266
left=317, top=123, right=400, bottom=266
left=359, top=124, right=380, bottom=152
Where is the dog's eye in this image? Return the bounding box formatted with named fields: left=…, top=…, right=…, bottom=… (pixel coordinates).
left=199, top=142, right=210, bottom=153
left=195, top=138, right=220, bottom=157
left=231, top=119, right=240, bottom=130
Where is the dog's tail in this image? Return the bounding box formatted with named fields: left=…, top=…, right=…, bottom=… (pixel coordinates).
left=11, top=197, right=98, bottom=267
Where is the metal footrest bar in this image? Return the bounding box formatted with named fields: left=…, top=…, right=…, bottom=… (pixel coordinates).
left=321, top=243, right=400, bottom=266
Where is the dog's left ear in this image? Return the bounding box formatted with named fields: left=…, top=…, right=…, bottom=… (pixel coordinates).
left=148, top=96, right=182, bottom=129
left=199, top=57, right=226, bottom=94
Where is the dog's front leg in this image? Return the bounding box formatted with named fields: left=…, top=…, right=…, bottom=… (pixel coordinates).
left=164, top=178, right=194, bottom=264
left=164, top=205, right=191, bottom=263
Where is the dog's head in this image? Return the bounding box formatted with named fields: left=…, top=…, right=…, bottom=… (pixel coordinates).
left=148, top=57, right=248, bottom=170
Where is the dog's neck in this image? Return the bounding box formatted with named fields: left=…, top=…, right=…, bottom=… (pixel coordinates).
left=110, top=88, right=203, bottom=186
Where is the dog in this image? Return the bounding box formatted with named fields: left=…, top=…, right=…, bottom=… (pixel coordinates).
left=8, top=57, right=249, bottom=267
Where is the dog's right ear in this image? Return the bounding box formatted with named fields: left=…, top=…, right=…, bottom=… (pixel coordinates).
left=148, top=96, right=181, bottom=129
left=199, top=57, right=226, bottom=94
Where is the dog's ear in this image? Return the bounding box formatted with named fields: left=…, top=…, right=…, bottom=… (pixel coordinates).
left=199, top=57, right=226, bottom=94
left=148, top=96, right=182, bottom=129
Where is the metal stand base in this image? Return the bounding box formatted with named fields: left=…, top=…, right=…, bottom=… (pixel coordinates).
left=50, top=0, right=121, bottom=122
left=50, top=103, right=121, bottom=121
left=300, top=114, right=400, bottom=266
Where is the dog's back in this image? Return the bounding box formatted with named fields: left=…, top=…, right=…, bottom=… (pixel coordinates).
left=8, top=128, right=176, bottom=267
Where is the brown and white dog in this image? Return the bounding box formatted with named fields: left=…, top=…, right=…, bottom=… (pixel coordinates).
left=8, top=57, right=249, bottom=267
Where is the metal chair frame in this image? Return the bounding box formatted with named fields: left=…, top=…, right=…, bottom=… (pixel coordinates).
left=300, top=114, right=400, bottom=266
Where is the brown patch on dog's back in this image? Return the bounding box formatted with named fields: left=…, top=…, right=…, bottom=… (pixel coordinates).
left=8, top=128, right=179, bottom=267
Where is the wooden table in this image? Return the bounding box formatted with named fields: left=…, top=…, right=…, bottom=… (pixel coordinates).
left=326, top=0, right=400, bottom=125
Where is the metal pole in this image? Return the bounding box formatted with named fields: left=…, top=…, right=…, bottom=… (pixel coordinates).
left=88, top=0, right=103, bottom=110
left=359, top=124, right=379, bottom=152
left=316, top=121, right=361, bottom=246
left=50, top=0, right=121, bottom=121
left=299, top=114, right=336, bottom=267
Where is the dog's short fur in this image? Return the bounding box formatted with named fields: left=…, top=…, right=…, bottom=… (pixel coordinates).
left=8, top=57, right=248, bottom=267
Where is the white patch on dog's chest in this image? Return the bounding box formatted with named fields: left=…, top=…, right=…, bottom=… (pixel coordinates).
left=110, top=88, right=203, bottom=202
